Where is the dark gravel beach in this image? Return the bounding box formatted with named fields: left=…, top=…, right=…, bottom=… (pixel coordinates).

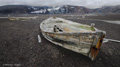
left=0, top=15, right=120, bottom=67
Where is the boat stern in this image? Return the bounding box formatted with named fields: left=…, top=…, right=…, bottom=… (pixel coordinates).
left=89, top=31, right=106, bottom=61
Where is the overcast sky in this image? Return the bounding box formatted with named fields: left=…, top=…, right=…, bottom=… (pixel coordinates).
left=0, top=0, right=120, bottom=8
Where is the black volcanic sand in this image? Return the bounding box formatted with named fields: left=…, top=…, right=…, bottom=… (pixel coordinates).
left=0, top=15, right=120, bottom=67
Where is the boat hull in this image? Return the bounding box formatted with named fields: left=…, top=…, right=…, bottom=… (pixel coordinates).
left=40, top=17, right=106, bottom=60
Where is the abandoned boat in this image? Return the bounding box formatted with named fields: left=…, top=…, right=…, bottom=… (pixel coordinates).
left=40, top=17, right=106, bottom=60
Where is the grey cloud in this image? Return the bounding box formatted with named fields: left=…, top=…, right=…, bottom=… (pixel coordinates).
left=0, top=0, right=120, bottom=8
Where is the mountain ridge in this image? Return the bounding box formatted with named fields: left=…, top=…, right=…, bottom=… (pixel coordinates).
left=0, top=5, right=120, bottom=14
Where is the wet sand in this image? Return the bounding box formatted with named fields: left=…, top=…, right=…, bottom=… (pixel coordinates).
left=0, top=15, right=120, bottom=67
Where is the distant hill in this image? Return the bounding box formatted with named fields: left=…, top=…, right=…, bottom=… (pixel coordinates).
left=93, top=5, right=120, bottom=13
left=0, top=5, right=120, bottom=14
left=0, top=5, right=29, bottom=14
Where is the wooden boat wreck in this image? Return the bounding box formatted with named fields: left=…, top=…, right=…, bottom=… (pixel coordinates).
left=8, top=17, right=38, bottom=21
left=40, top=17, right=106, bottom=61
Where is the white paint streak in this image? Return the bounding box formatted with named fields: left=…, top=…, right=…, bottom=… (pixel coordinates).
left=102, top=20, right=120, bottom=25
